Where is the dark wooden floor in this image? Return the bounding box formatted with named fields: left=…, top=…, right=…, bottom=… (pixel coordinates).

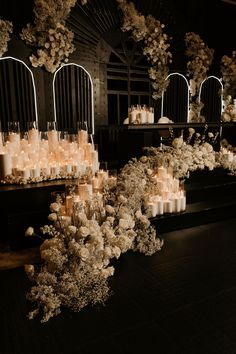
left=0, top=247, right=40, bottom=270
left=1, top=217, right=236, bottom=354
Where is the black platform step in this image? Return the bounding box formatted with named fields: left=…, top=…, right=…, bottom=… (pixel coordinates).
left=151, top=168, right=236, bottom=234
left=185, top=168, right=236, bottom=203
left=151, top=199, right=236, bottom=234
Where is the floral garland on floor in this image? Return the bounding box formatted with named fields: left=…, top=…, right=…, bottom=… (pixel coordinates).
left=117, top=0, right=172, bottom=100
left=25, top=158, right=164, bottom=322
left=20, top=0, right=87, bottom=73
left=221, top=51, right=236, bottom=122
left=184, top=32, right=214, bottom=123
left=24, top=128, right=236, bottom=323
left=0, top=18, right=13, bottom=57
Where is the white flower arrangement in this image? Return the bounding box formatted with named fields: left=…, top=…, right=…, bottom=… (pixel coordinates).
left=144, top=130, right=217, bottom=179
left=221, top=51, right=236, bottom=122
left=222, top=96, right=236, bottom=122
left=25, top=127, right=236, bottom=323
left=218, top=139, right=236, bottom=175
left=117, top=0, right=172, bottom=99
left=185, top=32, right=214, bottom=97
left=0, top=18, right=13, bottom=57
left=20, top=0, right=87, bottom=73
left=185, top=32, right=214, bottom=123
left=221, top=51, right=236, bottom=100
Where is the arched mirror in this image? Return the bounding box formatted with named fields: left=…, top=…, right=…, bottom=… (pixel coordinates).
left=198, top=76, right=223, bottom=122
left=0, top=56, right=38, bottom=131
left=52, top=63, right=94, bottom=134
left=161, top=73, right=189, bottom=122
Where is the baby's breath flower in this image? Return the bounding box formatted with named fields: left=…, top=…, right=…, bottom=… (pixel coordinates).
left=117, top=0, right=172, bottom=99
left=0, top=18, right=13, bottom=57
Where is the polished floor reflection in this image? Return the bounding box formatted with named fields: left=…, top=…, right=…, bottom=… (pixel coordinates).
left=1, top=217, right=236, bottom=354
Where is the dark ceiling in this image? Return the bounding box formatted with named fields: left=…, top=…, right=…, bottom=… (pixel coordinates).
left=1, top=0, right=235, bottom=70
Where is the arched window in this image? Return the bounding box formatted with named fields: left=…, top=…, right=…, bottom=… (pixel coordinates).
left=106, top=38, right=158, bottom=125
left=161, top=73, right=189, bottom=122
left=53, top=63, right=94, bottom=134
left=198, top=76, right=223, bottom=122
left=0, top=56, right=38, bottom=131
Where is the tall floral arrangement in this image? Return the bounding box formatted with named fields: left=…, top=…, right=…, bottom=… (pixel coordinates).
left=220, top=51, right=236, bottom=122
left=185, top=32, right=214, bottom=122
left=117, top=0, right=172, bottom=100
left=20, top=0, right=81, bottom=73
left=221, top=51, right=236, bottom=99
left=0, top=18, right=13, bottom=57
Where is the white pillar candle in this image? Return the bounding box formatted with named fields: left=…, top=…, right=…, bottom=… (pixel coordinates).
left=92, top=176, right=100, bottom=190
left=165, top=177, right=172, bottom=191
left=94, top=191, right=104, bottom=209
left=157, top=166, right=167, bottom=178
left=97, top=170, right=108, bottom=180
left=161, top=190, right=170, bottom=200
left=0, top=153, right=12, bottom=179
left=140, top=110, right=147, bottom=124
left=130, top=111, right=136, bottom=124
left=28, top=151, right=38, bottom=164
left=65, top=164, right=72, bottom=174
left=91, top=150, right=99, bottom=166
left=84, top=143, right=93, bottom=161
left=174, top=197, right=181, bottom=213
left=108, top=176, right=117, bottom=188
left=77, top=147, right=85, bottom=161
left=97, top=170, right=108, bottom=189
left=20, top=138, right=28, bottom=151
left=30, top=167, right=41, bottom=178
left=48, top=130, right=58, bottom=151
left=12, top=167, right=19, bottom=176
left=147, top=111, right=154, bottom=124
left=78, top=183, right=93, bottom=201
left=147, top=202, right=157, bottom=217
left=66, top=195, right=73, bottom=216
left=51, top=165, right=60, bottom=176
left=72, top=165, right=80, bottom=174
left=80, top=163, right=87, bottom=175
left=78, top=130, right=88, bottom=145
left=8, top=133, right=20, bottom=145
left=173, top=178, right=179, bottom=192
left=28, top=128, right=39, bottom=144
left=156, top=180, right=164, bottom=190
left=0, top=132, right=3, bottom=148
left=12, top=154, right=19, bottom=169
left=18, top=168, right=30, bottom=180
left=157, top=200, right=164, bottom=215
left=180, top=196, right=186, bottom=211
left=40, top=140, right=49, bottom=151
left=164, top=200, right=173, bottom=214
left=42, top=166, right=51, bottom=177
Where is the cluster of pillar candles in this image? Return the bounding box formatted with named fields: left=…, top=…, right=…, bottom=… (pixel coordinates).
left=0, top=121, right=101, bottom=181
left=56, top=170, right=118, bottom=221
left=57, top=165, right=186, bottom=222
left=0, top=121, right=188, bottom=220
left=146, top=166, right=186, bottom=216
left=128, top=105, right=155, bottom=124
